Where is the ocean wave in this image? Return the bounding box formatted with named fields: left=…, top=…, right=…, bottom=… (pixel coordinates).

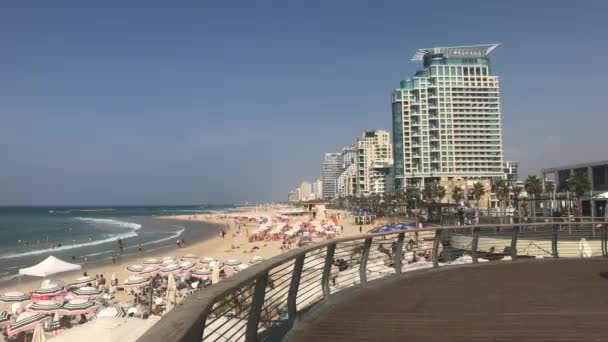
left=74, top=217, right=142, bottom=230
left=84, top=226, right=185, bottom=258
left=0, top=231, right=138, bottom=260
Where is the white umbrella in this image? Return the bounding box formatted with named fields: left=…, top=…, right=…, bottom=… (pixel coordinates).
left=224, top=259, right=241, bottom=266
left=58, top=298, right=97, bottom=316
left=200, top=256, right=215, bottom=265
left=127, top=265, right=144, bottom=273
left=166, top=274, right=176, bottom=312
left=179, top=261, right=196, bottom=272
left=160, top=264, right=181, bottom=275
left=249, top=256, right=265, bottom=264
left=7, top=312, right=51, bottom=336
left=72, top=286, right=104, bottom=299
left=28, top=300, right=61, bottom=314
left=0, top=291, right=30, bottom=303
left=192, top=269, right=212, bottom=280
left=69, top=275, right=96, bottom=288
left=123, top=276, right=151, bottom=288
left=32, top=323, right=47, bottom=342
left=143, top=258, right=161, bottom=265
left=97, top=306, right=127, bottom=318
left=181, top=254, right=199, bottom=261
left=139, top=266, right=159, bottom=277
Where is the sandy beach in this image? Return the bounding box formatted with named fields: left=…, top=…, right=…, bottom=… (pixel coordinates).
left=0, top=207, right=382, bottom=312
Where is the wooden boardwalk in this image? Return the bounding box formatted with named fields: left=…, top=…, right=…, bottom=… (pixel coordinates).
left=288, top=259, right=608, bottom=342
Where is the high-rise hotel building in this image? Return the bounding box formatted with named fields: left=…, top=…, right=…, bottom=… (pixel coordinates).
left=391, top=44, right=505, bottom=190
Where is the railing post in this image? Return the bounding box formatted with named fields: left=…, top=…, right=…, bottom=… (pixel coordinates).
left=602, top=224, right=608, bottom=257
left=552, top=223, right=559, bottom=258
left=245, top=271, right=269, bottom=342
left=287, top=254, right=305, bottom=329
left=394, top=233, right=405, bottom=274
left=321, top=243, right=336, bottom=299
left=432, top=229, right=443, bottom=268
left=511, top=225, right=520, bottom=261
left=471, top=227, right=480, bottom=264
left=359, top=237, right=373, bottom=285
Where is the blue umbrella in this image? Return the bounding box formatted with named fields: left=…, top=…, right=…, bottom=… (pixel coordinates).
left=367, top=224, right=414, bottom=234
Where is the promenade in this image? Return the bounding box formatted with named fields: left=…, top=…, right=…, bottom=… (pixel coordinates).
left=288, top=259, right=608, bottom=342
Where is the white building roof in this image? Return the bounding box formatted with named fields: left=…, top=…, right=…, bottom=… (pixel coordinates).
left=411, top=44, right=500, bottom=61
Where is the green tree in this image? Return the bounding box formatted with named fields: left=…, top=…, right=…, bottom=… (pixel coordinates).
left=404, top=187, right=420, bottom=209
left=421, top=183, right=446, bottom=203
left=472, top=182, right=486, bottom=208
left=525, top=175, right=543, bottom=217
left=495, top=179, right=510, bottom=216
left=451, top=187, right=464, bottom=203
left=568, top=174, right=591, bottom=216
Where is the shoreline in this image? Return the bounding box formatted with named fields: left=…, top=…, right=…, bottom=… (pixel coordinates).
left=0, top=208, right=380, bottom=312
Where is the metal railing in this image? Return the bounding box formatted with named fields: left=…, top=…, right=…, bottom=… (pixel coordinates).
left=138, top=218, right=608, bottom=342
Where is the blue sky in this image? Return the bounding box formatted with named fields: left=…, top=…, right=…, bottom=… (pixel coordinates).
left=1, top=0, right=607, bottom=205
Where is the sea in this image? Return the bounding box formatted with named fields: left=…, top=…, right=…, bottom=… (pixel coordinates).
left=0, top=205, right=234, bottom=282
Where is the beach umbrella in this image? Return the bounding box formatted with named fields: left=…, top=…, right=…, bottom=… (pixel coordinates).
left=28, top=300, right=61, bottom=314
left=179, top=261, right=196, bottom=272
left=72, top=286, right=104, bottom=299
left=161, top=259, right=177, bottom=266
left=69, top=275, right=96, bottom=288
left=143, top=258, right=161, bottom=265
left=123, top=276, right=150, bottom=288
left=200, top=256, right=215, bottom=265
left=127, top=265, right=144, bottom=273
left=166, top=274, right=176, bottom=312
left=58, top=298, right=97, bottom=316
left=234, top=264, right=249, bottom=272
left=139, top=266, right=159, bottom=277
left=0, top=291, right=30, bottom=303
left=249, top=256, right=265, bottom=264
left=7, top=312, right=51, bottom=336
left=192, top=269, right=212, bottom=280
left=0, top=311, right=12, bottom=328
left=31, top=284, right=66, bottom=300
left=32, top=323, right=47, bottom=342
left=97, top=306, right=127, bottom=318
left=160, top=264, right=181, bottom=275
left=181, top=254, right=199, bottom=261
left=224, top=259, right=241, bottom=266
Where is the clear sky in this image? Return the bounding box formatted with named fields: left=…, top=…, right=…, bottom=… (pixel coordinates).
left=1, top=0, right=607, bottom=205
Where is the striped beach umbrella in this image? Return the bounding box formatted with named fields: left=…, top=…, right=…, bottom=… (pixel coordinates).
left=143, top=258, right=162, bottom=265
left=200, top=256, right=216, bottom=265
left=7, top=312, right=51, bottom=337
left=224, top=259, right=241, bottom=266
left=69, top=275, right=96, bottom=288
left=139, top=266, right=159, bottom=277
left=250, top=256, right=265, bottom=264
left=123, top=276, right=150, bottom=288
left=162, top=256, right=176, bottom=261
left=0, top=291, right=30, bottom=303
left=180, top=261, right=196, bottom=272
left=161, top=259, right=177, bottom=266
left=0, top=311, right=12, bottom=328
left=191, top=269, right=212, bottom=279
left=58, top=298, right=97, bottom=316
left=27, top=300, right=61, bottom=314
left=31, top=284, right=66, bottom=300
left=234, top=264, right=249, bottom=272
left=72, top=286, right=104, bottom=299
left=181, top=254, right=199, bottom=261
left=160, top=264, right=181, bottom=275
left=127, top=264, right=144, bottom=273
left=97, top=306, right=127, bottom=318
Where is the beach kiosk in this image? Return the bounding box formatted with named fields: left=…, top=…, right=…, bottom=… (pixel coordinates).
left=303, top=199, right=327, bottom=220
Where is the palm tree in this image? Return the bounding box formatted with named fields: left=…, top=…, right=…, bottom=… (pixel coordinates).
left=472, top=182, right=486, bottom=208
left=568, top=174, right=591, bottom=216
left=451, top=187, right=464, bottom=203
left=421, top=183, right=446, bottom=203
left=436, top=185, right=446, bottom=203
left=524, top=175, right=543, bottom=217
left=495, top=179, right=510, bottom=216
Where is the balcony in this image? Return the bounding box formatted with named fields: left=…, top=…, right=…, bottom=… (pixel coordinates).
left=138, top=220, right=608, bottom=342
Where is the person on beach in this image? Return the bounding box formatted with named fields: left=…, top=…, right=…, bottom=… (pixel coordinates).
left=359, top=225, right=363, bottom=233
left=138, top=245, right=143, bottom=253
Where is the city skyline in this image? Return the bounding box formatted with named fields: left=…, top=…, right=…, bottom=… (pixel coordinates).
left=2, top=1, right=608, bottom=205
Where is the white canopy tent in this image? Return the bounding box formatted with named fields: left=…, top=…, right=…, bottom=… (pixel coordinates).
left=19, top=256, right=82, bottom=278
left=593, top=192, right=608, bottom=199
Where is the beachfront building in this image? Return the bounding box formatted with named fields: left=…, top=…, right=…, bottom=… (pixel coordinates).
left=322, top=153, right=344, bottom=200
left=337, top=163, right=357, bottom=198
left=312, top=178, right=323, bottom=199
left=369, top=161, right=394, bottom=195
left=287, top=190, right=298, bottom=203
left=541, top=160, right=608, bottom=193
left=503, top=160, right=519, bottom=182
left=356, top=130, right=393, bottom=196
left=341, top=145, right=357, bottom=169
left=391, top=44, right=505, bottom=191
left=299, top=181, right=313, bottom=200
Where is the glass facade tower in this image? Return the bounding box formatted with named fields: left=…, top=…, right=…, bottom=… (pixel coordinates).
left=391, top=44, right=505, bottom=190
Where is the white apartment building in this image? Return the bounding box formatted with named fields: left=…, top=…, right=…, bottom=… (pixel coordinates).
left=299, top=181, right=312, bottom=199
left=337, top=163, right=357, bottom=198
left=503, top=160, right=519, bottom=182
left=391, top=44, right=505, bottom=190
left=356, top=130, right=393, bottom=196
left=312, top=178, right=323, bottom=199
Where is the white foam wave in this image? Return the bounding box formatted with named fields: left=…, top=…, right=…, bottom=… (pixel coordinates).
left=84, top=227, right=185, bottom=258
left=0, top=231, right=138, bottom=260
left=74, top=217, right=142, bottom=230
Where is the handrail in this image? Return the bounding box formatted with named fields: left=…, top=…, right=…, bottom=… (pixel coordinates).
left=138, top=219, right=608, bottom=342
